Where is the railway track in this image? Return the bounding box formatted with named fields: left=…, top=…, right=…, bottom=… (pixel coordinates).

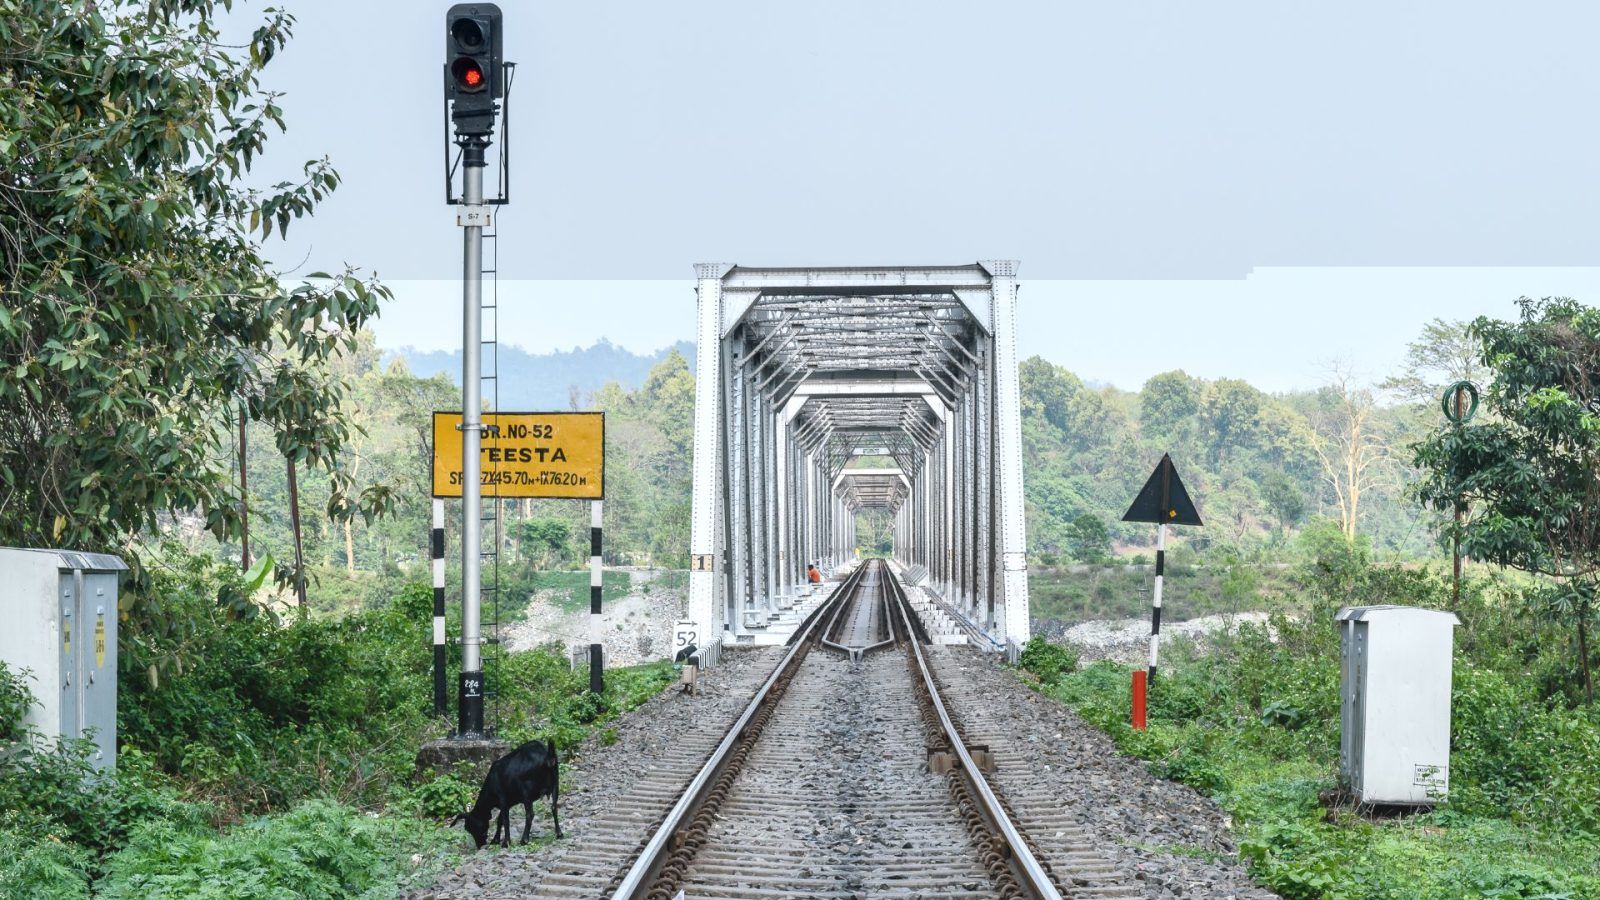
left=598, top=560, right=1080, bottom=900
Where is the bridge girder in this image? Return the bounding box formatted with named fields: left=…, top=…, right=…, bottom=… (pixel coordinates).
left=687, top=262, right=1030, bottom=654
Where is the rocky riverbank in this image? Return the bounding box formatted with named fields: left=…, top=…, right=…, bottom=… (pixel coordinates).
left=502, top=567, right=688, bottom=668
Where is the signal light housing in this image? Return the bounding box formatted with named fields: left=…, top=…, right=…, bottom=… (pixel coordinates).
left=445, top=3, right=502, bottom=137
left=452, top=57, right=486, bottom=92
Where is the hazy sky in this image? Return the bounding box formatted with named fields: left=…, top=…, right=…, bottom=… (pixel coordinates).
left=237, top=1, right=1600, bottom=390
left=376, top=269, right=1600, bottom=393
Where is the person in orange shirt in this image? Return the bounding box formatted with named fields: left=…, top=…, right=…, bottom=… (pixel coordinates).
left=806, top=563, right=823, bottom=585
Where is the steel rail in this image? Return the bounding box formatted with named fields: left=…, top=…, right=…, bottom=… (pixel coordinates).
left=817, top=572, right=862, bottom=656
left=820, top=564, right=897, bottom=660
left=612, top=560, right=1056, bottom=899
left=609, top=563, right=869, bottom=900
left=885, top=566, right=1064, bottom=899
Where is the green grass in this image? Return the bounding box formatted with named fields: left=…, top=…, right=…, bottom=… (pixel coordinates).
left=1019, top=645, right=1600, bottom=899
left=92, top=800, right=455, bottom=899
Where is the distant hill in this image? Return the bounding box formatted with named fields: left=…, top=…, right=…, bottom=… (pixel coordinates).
left=385, top=339, right=696, bottom=410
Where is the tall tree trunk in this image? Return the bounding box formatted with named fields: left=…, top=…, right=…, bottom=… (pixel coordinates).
left=316, top=502, right=330, bottom=567
left=286, top=456, right=308, bottom=621
left=344, top=456, right=362, bottom=575
left=1580, top=616, right=1595, bottom=706
left=1344, top=410, right=1364, bottom=539
left=238, top=406, right=250, bottom=569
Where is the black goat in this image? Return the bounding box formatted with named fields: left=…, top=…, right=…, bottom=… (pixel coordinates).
left=453, top=738, right=562, bottom=848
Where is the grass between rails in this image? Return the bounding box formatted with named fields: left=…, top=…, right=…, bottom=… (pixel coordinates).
left=1015, top=552, right=1600, bottom=899
left=0, top=544, right=678, bottom=899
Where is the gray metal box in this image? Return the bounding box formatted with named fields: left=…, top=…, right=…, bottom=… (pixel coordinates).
left=1337, top=605, right=1458, bottom=805
left=0, top=547, right=127, bottom=770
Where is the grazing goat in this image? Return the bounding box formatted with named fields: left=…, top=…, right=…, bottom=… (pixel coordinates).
left=453, top=738, right=562, bottom=848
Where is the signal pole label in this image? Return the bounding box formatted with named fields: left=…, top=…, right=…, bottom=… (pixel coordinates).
left=432, top=411, right=605, bottom=499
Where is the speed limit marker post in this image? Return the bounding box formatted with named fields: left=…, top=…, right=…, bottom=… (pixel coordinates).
left=673, top=620, right=699, bottom=694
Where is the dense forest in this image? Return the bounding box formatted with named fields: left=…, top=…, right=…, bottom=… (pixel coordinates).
left=215, top=315, right=1482, bottom=617
left=1021, top=317, right=1483, bottom=565
left=209, top=335, right=694, bottom=617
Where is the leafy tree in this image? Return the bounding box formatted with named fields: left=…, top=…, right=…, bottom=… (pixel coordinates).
left=1414, top=298, right=1600, bottom=703
left=856, top=509, right=893, bottom=556
left=1140, top=370, right=1199, bottom=442
left=518, top=518, right=572, bottom=567
left=0, top=2, right=389, bottom=564
left=1198, top=378, right=1263, bottom=465
left=1066, top=513, right=1111, bottom=563
left=1381, top=317, right=1488, bottom=404
left=1259, top=469, right=1307, bottom=533
left=1019, top=356, right=1076, bottom=432
left=639, top=349, right=696, bottom=463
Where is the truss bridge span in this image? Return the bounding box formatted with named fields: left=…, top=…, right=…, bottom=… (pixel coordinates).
left=685, top=262, right=1030, bottom=661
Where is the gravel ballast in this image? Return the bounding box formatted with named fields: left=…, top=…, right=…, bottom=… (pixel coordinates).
left=408, top=640, right=1275, bottom=898
left=930, top=645, right=1278, bottom=899
left=406, top=646, right=781, bottom=899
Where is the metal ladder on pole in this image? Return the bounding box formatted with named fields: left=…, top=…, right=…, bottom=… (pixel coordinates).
left=479, top=217, right=503, bottom=736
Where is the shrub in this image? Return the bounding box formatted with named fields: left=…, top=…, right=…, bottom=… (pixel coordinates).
left=0, top=661, right=34, bottom=743
left=0, top=818, right=94, bottom=899
left=96, top=799, right=451, bottom=899
left=118, top=547, right=434, bottom=819
left=395, top=773, right=477, bottom=821
left=0, top=666, right=203, bottom=856
left=1017, top=636, right=1079, bottom=684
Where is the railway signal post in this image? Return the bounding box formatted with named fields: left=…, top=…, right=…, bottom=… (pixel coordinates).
left=445, top=2, right=504, bottom=737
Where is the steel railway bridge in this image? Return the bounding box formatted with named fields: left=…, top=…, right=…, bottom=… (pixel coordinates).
left=685, top=261, right=1030, bottom=659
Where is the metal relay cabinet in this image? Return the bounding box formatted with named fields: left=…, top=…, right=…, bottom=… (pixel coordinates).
left=0, top=547, right=127, bottom=770
left=1337, top=605, right=1458, bottom=805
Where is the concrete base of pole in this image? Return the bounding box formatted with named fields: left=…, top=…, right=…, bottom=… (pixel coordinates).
left=415, top=735, right=508, bottom=785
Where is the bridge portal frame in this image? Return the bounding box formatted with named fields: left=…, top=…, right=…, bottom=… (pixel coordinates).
left=687, top=262, right=1029, bottom=656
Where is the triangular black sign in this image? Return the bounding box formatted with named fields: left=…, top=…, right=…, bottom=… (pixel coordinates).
left=1122, top=453, right=1203, bottom=526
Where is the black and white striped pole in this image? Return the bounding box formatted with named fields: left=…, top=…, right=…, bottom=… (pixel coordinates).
left=1122, top=453, right=1202, bottom=686
left=1150, top=522, right=1167, bottom=681
left=588, top=499, right=604, bottom=695
left=432, top=499, right=448, bottom=716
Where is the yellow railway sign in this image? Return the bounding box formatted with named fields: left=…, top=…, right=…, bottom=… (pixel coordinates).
left=432, top=411, right=605, bottom=499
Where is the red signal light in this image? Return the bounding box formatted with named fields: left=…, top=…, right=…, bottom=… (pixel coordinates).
left=452, top=57, right=486, bottom=92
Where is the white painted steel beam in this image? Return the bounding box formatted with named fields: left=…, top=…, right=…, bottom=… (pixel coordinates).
left=688, top=264, right=729, bottom=655
left=985, top=261, right=1031, bottom=646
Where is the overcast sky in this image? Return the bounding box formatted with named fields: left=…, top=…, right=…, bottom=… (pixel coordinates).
left=239, top=1, right=1600, bottom=391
